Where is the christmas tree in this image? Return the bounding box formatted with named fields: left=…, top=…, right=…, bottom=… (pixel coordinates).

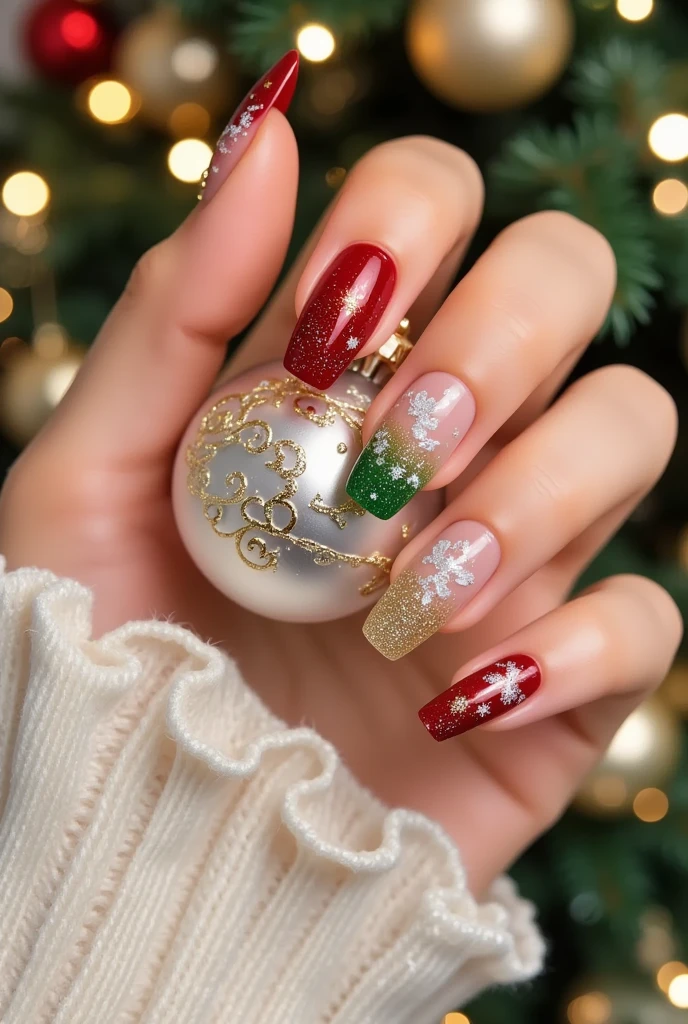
left=2, top=0, right=688, bottom=1019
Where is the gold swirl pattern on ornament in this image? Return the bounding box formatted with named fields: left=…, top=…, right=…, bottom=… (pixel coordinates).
left=186, top=377, right=391, bottom=594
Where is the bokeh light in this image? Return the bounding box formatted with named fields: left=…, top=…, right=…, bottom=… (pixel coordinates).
left=667, top=973, right=688, bottom=1008
left=653, top=178, right=688, bottom=215
left=649, top=114, right=688, bottom=163
left=567, top=992, right=612, bottom=1024
left=87, top=80, right=135, bottom=124
left=167, top=139, right=213, bottom=182
left=632, top=787, right=669, bottom=822
left=442, top=1015, right=470, bottom=1024
left=296, top=23, right=336, bottom=62
left=171, top=38, right=219, bottom=82
left=2, top=171, right=50, bottom=217
left=616, top=0, right=653, bottom=20
left=168, top=102, right=211, bottom=138
left=0, top=289, right=14, bottom=324
left=60, top=9, right=100, bottom=49
left=657, top=961, right=688, bottom=993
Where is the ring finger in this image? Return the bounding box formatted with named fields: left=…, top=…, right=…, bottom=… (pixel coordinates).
left=363, top=364, right=677, bottom=660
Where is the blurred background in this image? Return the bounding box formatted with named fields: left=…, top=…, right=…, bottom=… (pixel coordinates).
left=1, top=0, right=688, bottom=1020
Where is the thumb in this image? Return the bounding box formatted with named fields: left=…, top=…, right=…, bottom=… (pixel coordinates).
left=45, top=109, right=299, bottom=467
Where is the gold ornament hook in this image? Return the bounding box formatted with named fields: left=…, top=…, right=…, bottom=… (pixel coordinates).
left=350, top=318, right=413, bottom=383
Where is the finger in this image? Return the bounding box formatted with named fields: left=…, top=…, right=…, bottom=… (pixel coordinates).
left=419, top=575, right=682, bottom=741
left=41, top=110, right=299, bottom=468
left=281, top=136, right=484, bottom=389
left=363, top=365, right=677, bottom=660
left=417, top=575, right=682, bottom=891
left=346, top=212, right=616, bottom=520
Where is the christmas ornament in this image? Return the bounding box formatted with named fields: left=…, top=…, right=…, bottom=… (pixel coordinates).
left=563, top=974, right=687, bottom=1023
left=114, top=8, right=234, bottom=132
left=172, top=327, right=443, bottom=623
left=574, top=698, right=681, bottom=818
left=24, top=0, right=117, bottom=86
left=0, top=333, right=84, bottom=446
left=406, top=0, right=574, bottom=112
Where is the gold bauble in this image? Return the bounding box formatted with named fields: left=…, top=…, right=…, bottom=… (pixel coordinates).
left=0, top=334, right=84, bottom=446
left=564, top=975, right=687, bottom=1023
left=114, top=8, right=235, bottom=131
left=406, top=0, right=574, bottom=112
left=573, top=698, right=681, bottom=818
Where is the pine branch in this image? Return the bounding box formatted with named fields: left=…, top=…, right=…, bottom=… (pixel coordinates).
left=489, top=114, right=660, bottom=344
left=569, top=38, right=668, bottom=130
left=187, top=0, right=409, bottom=69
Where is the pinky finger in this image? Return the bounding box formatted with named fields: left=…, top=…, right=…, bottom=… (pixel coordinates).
left=419, top=575, right=683, bottom=743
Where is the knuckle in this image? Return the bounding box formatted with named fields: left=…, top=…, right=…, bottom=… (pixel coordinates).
left=580, top=365, right=678, bottom=477
left=500, top=210, right=617, bottom=302
left=121, top=241, right=172, bottom=307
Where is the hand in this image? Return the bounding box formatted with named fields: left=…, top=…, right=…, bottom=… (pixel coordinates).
left=0, top=111, right=681, bottom=894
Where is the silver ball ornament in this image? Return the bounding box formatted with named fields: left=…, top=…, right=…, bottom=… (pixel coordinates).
left=173, top=361, right=443, bottom=622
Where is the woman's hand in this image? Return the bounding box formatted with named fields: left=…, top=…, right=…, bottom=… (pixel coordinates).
left=0, top=112, right=681, bottom=894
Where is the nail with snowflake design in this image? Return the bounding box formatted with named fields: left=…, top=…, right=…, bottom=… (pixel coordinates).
left=199, top=50, right=299, bottom=203
left=363, top=520, right=500, bottom=660
left=418, top=656, right=541, bottom=741
left=284, top=243, right=397, bottom=389
left=346, top=372, right=475, bottom=519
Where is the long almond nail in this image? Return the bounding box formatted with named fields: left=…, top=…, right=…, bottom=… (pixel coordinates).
left=419, top=656, right=541, bottom=741
left=346, top=372, right=475, bottom=519
left=283, top=243, right=397, bottom=389
left=363, top=521, right=499, bottom=660
left=199, top=49, right=299, bottom=203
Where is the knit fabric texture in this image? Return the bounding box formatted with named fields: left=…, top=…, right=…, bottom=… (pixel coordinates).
left=0, top=565, right=545, bottom=1023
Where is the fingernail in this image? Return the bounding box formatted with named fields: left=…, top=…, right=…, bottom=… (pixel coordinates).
left=199, top=49, right=299, bottom=203
left=283, top=243, right=397, bottom=389
left=363, top=521, right=500, bottom=660
left=346, top=372, right=475, bottom=519
left=419, top=656, right=541, bottom=741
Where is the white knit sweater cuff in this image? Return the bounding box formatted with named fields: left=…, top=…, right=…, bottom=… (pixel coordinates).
left=0, top=566, right=544, bottom=1024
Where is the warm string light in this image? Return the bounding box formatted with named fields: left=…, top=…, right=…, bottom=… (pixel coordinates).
left=632, top=787, right=669, bottom=822
left=87, top=80, right=136, bottom=124
left=171, top=38, right=219, bottom=82
left=442, top=1015, right=470, bottom=1024
left=168, top=102, right=211, bottom=138
left=649, top=114, right=688, bottom=163
left=167, top=139, right=213, bottom=182
left=667, top=973, right=688, bottom=1008
left=657, top=961, right=688, bottom=993
left=653, top=178, right=688, bottom=215
left=0, top=288, right=13, bottom=324
left=2, top=171, right=50, bottom=217
left=567, top=992, right=612, bottom=1024
left=296, top=23, right=336, bottom=62
left=616, top=0, right=653, bottom=20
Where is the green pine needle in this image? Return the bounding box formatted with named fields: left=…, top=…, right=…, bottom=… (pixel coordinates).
left=569, top=38, right=668, bottom=128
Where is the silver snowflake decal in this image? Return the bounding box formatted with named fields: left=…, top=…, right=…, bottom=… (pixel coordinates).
left=483, top=661, right=524, bottom=706
left=408, top=390, right=440, bottom=444
left=346, top=336, right=360, bottom=350
left=406, top=473, right=421, bottom=488
left=418, top=538, right=475, bottom=606
left=370, top=492, right=377, bottom=500
left=477, top=703, right=491, bottom=718
left=390, top=465, right=405, bottom=480
left=372, top=430, right=389, bottom=458
left=450, top=694, right=469, bottom=715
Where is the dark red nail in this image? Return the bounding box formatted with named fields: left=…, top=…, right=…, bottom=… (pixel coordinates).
left=284, top=243, right=397, bottom=389
left=419, top=656, right=541, bottom=742
left=200, top=49, right=299, bottom=203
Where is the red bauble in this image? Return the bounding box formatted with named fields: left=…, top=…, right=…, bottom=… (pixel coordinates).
left=24, top=0, right=116, bottom=85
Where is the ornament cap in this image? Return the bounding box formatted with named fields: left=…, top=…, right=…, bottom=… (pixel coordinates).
left=351, top=318, right=413, bottom=383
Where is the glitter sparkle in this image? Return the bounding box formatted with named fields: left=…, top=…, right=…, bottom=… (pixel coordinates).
left=477, top=703, right=491, bottom=717
left=346, top=336, right=360, bottom=350
left=342, top=289, right=363, bottom=315
left=450, top=695, right=469, bottom=715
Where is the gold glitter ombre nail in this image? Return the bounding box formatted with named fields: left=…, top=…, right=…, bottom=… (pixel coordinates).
left=363, top=521, right=500, bottom=660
